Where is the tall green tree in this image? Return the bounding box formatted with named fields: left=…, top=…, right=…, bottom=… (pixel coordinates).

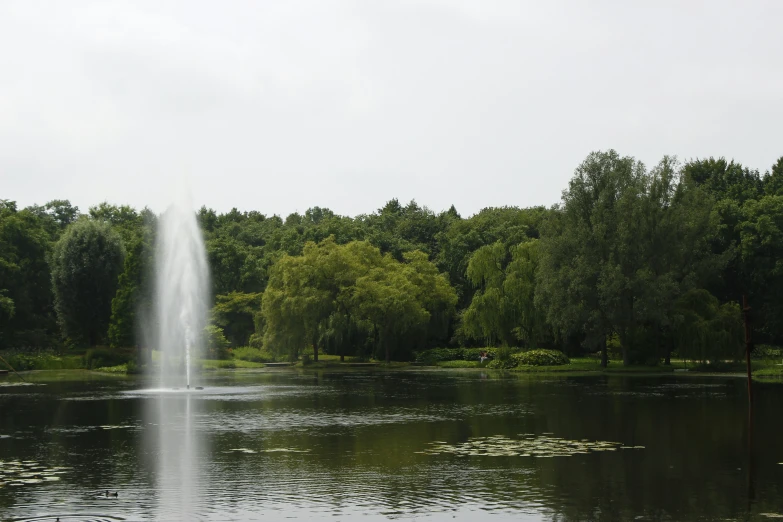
left=262, top=238, right=455, bottom=362
left=537, top=151, right=643, bottom=365
left=51, top=219, right=125, bottom=346
left=108, top=233, right=154, bottom=348
left=352, top=260, right=430, bottom=363
left=737, top=195, right=783, bottom=343
left=0, top=201, right=58, bottom=348
left=763, top=157, right=783, bottom=196
left=537, top=152, right=723, bottom=365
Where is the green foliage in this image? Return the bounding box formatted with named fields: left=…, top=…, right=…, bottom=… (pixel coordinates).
left=737, top=195, right=783, bottom=343
left=0, top=201, right=60, bottom=348
left=752, top=345, right=782, bottom=360
left=436, top=206, right=548, bottom=310
left=0, top=349, right=84, bottom=370
left=672, top=289, right=743, bottom=363
left=685, top=157, right=763, bottom=205
left=487, top=358, right=517, bottom=369
left=3, top=149, right=783, bottom=367
left=262, top=238, right=457, bottom=363
left=204, top=325, right=231, bottom=359
left=436, top=360, right=481, bottom=368
left=764, top=157, right=783, bottom=196
left=83, top=348, right=131, bottom=370
left=231, top=346, right=276, bottom=363
left=94, top=363, right=130, bottom=374
left=537, top=152, right=724, bottom=365
left=459, top=239, right=549, bottom=347
left=50, top=219, right=125, bottom=346
left=211, top=292, right=263, bottom=347
left=108, top=230, right=154, bottom=348
left=414, top=347, right=497, bottom=363
left=512, top=349, right=570, bottom=366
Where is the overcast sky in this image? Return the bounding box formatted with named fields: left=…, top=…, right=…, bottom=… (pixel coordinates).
left=1, top=1, right=781, bottom=218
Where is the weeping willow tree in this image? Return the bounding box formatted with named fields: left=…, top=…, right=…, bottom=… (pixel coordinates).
left=459, top=239, right=548, bottom=348
left=262, top=237, right=457, bottom=362
left=672, top=289, right=743, bottom=364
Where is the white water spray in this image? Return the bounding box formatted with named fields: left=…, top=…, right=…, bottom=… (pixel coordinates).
left=155, top=194, right=209, bottom=388
left=148, top=191, right=209, bottom=518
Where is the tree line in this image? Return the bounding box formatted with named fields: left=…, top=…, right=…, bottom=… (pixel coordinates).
left=1, top=150, right=782, bottom=365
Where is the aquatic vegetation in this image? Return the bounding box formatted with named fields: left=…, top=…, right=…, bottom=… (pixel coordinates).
left=227, top=447, right=311, bottom=454
left=0, top=460, right=69, bottom=487
left=421, top=434, right=643, bottom=458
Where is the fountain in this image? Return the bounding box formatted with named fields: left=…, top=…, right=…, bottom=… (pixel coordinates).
left=149, top=191, right=210, bottom=518
left=155, top=193, right=210, bottom=389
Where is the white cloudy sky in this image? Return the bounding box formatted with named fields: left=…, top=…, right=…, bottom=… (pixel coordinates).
left=1, top=1, right=781, bottom=218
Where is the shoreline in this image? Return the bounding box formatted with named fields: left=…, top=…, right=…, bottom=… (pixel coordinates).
left=3, top=362, right=781, bottom=383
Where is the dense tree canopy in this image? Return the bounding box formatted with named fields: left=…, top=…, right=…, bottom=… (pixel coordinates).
left=0, top=200, right=58, bottom=348
left=2, top=150, right=781, bottom=365
left=261, top=239, right=456, bottom=362
left=50, top=219, right=125, bottom=346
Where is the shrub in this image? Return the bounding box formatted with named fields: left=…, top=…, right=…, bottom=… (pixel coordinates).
left=487, top=358, right=517, bottom=369
left=204, top=325, right=230, bottom=359
left=752, top=345, right=782, bottom=360
left=512, top=349, right=570, bottom=367
left=94, top=364, right=128, bottom=373
left=2, top=352, right=37, bottom=371
left=232, top=346, right=276, bottom=363
left=84, top=348, right=131, bottom=370
left=437, top=360, right=481, bottom=368
left=1, top=349, right=85, bottom=371
left=415, top=347, right=498, bottom=364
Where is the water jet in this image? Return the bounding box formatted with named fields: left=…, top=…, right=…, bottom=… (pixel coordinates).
left=150, top=190, right=210, bottom=518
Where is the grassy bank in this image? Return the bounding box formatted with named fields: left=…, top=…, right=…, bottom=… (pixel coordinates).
left=429, top=356, right=783, bottom=375
left=3, top=346, right=781, bottom=378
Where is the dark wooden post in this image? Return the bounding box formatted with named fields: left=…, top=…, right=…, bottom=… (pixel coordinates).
left=742, top=295, right=753, bottom=407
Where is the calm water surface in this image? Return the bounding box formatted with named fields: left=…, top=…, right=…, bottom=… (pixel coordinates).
left=1, top=369, right=782, bottom=521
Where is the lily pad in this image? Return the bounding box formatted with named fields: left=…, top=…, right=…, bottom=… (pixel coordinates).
left=421, top=433, right=638, bottom=458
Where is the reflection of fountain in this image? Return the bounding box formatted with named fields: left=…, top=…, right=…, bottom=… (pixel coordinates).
left=148, top=192, right=210, bottom=518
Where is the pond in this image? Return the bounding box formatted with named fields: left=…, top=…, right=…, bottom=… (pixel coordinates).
left=0, top=369, right=782, bottom=521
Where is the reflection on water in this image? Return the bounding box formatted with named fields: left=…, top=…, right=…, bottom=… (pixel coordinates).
left=0, top=370, right=782, bottom=521
left=144, top=391, right=203, bottom=520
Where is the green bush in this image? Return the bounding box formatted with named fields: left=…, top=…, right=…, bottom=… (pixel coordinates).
left=512, top=349, right=570, bottom=367
left=94, top=363, right=128, bottom=374
left=752, top=345, right=782, bottom=360
left=415, top=347, right=498, bottom=363
left=204, top=325, right=231, bottom=359
left=487, top=358, right=517, bottom=369
left=1, top=349, right=85, bottom=371
left=83, top=348, right=131, bottom=370
left=232, top=346, right=276, bottom=363
left=2, top=352, right=37, bottom=371
left=437, top=360, right=481, bottom=368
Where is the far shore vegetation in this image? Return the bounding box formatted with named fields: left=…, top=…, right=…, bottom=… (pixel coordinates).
left=2, top=151, right=783, bottom=381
